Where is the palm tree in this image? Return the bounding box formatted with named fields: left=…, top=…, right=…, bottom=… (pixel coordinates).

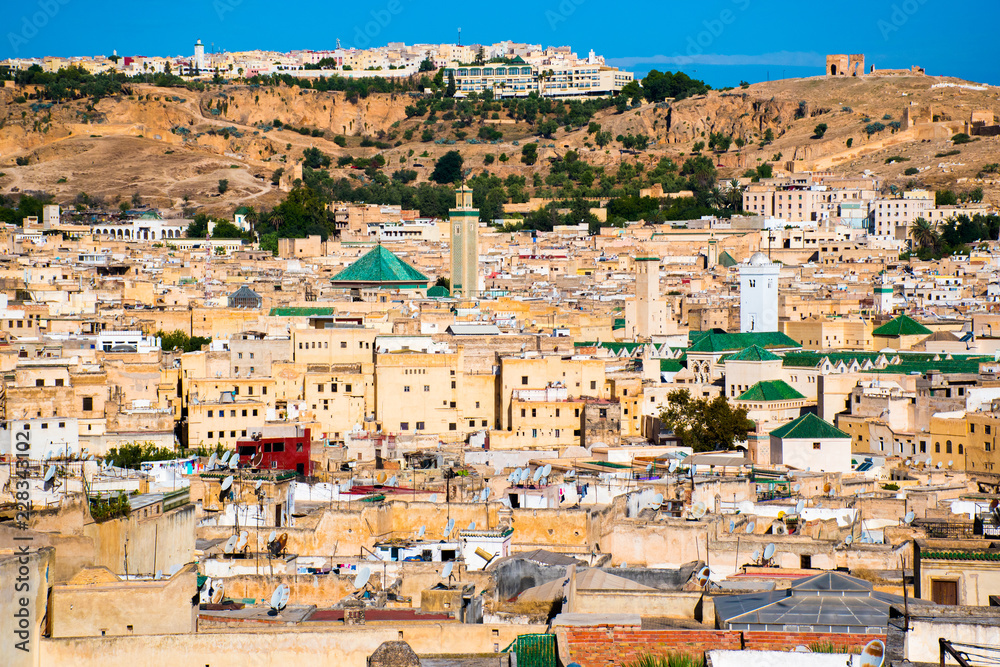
left=909, top=217, right=939, bottom=252
left=707, top=186, right=726, bottom=209
left=726, top=178, right=744, bottom=211
left=242, top=206, right=259, bottom=241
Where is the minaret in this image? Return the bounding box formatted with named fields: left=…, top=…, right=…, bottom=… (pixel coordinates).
left=739, top=252, right=780, bottom=333
left=449, top=186, right=479, bottom=297
left=194, top=39, right=206, bottom=72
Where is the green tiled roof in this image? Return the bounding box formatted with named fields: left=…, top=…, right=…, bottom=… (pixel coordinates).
left=427, top=285, right=450, bottom=298
left=331, top=245, right=428, bottom=286
left=872, top=314, right=932, bottom=337
left=737, top=380, right=805, bottom=402
left=728, top=345, right=781, bottom=362
left=574, top=341, right=643, bottom=354
left=770, top=413, right=849, bottom=440
left=269, top=307, right=337, bottom=317
left=719, top=251, right=737, bottom=268
left=688, top=331, right=801, bottom=353
left=660, top=359, right=684, bottom=373
left=922, top=551, right=1000, bottom=561
left=613, top=318, right=626, bottom=330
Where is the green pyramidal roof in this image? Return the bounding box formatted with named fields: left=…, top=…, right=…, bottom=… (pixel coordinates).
left=719, top=251, right=737, bottom=268
left=872, top=314, right=932, bottom=337
left=331, top=245, right=429, bottom=287
left=738, top=379, right=805, bottom=402
left=728, top=344, right=782, bottom=362
left=770, top=413, right=849, bottom=440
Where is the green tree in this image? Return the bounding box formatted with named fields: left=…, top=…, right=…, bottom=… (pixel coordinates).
left=418, top=58, right=435, bottom=72
left=186, top=213, right=210, bottom=238
left=813, top=123, right=828, bottom=139
left=909, top=217, right=939, bottom=252
left=218, top=179, right=229, bottom=194
left=105, top=442, right=177, bottom=469
left=659, top=389, right=755, bottom=452
left=936, top=189, right=959, bottom=206
left=445, top=72, right=457, bottom=97
left=521, top=143, right=538, bottom=166
left=211, top=220, right=245, bottom=239
left=431, top=150, right=464, bottom=184
left=156, top=330, right=211, bottom=353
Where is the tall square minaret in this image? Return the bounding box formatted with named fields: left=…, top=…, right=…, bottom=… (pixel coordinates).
left=449, top=186, right=479, bottom=297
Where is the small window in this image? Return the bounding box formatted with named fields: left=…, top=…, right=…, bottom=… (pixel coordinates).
left=415, top=421, right=425, bottom=430
left=449, top=423, right=457, bottom=431
left=521, top=376, right=528, bottom=385
left=813, top=442, right=821, bottom=450
left=82, top=396, right=93, bottom=411
left=35, top=379, right=44, bottom=387
left=400, top=422, right=409, bottom=431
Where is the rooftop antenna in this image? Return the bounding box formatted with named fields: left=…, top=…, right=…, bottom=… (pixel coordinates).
left=457, top=27, right=462, bottom=47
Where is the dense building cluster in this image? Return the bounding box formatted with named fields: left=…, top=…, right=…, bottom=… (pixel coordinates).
left=4, top=172, right=1000, bottom=667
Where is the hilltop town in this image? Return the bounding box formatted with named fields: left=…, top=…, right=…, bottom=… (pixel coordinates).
left=2, top=42, right=1000, bottom=667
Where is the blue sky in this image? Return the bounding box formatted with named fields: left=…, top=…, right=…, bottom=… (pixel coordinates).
left=3, top=0, right=996, bottom=88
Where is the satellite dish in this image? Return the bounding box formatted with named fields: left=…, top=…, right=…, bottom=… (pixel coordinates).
left=646, top=464, right=653, bottom=473
left=925, top=457, right=932, bottom=466
left=541, top=464, right=552, bottom=476
left=467, top=521, right=476, bottom=530
left=388, top=475, right=397, bottom=486
left=763, top=543, right=775, bottom=560
left=236, top=530, right=249, bottom=551
left=690, top=501, right=707, bottom=519
left=513, top=467, right=522, bottom=480
left=43, top=466, right=56, bottom=482
left=417, top=525, right=426, bottom=538
left=429, top=494, right=438, bottom=503
left=668, top=460, right=678, bottom=473
left=859, top=639, right=885, bottom=667
left=223, top=535, right=238, bottom=554
left=255, top=479, right=263, bottom=490
left=729, top=520, right=736, bottom=533
left=155, top=569, right=163, bottom=580
left=845, top=534, right=854, bottom=545
left=376, top=471, right=387, bottom=485
left=228, top=457, right=238, bottom=470
left=211, top=579, right=225, bottom=604
left=220, top=451, right=231, bottom=465
left=268, top=530, right=277, bottom=543
left=752, top=549, right=760, bottom=562
left=823, top=482, right=832, bottom=493
left=208, top=453, right=218, bottom=469
left=482, top=488, right=490, bottom=500
left=795, top=500, right=805, bottom=514
left=991, top=499, right=999, bottom=513
left=532, top=467, right=543, bottom=482
left=353, top=566, right=371, bottom=589
left=904, top=459, right=911, bottom=466
left=444, top=518, right=455, bottom=537
left=221, top=475, right=233, bottom=491
left=695, top=566, right=710, bottom=587
left=520, top=468, right=530, bottom=483
left=903, top=511, right=915, bottom=524
left=947, top=460, right=953, bottom=468
left=745, top=522, right=756, bottom=534
left=793, top=483, right=801, bottom=493
left=566, top=470, right=576, bottom=479
left=442, top=562, right=454, bottom=579
left=651, top=493, right=663, bottom=506
left=936, top=462, right=942, bottom=468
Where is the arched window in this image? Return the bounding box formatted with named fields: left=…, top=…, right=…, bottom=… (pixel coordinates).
left=946, top=440, right=952, bottom=454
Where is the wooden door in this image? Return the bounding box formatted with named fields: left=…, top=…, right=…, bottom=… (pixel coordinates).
left=932, top=579, right=958, bottom=605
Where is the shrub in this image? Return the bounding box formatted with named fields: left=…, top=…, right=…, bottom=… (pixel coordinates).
left=333, top=135, right=347, bottom=147
left=904, top=167, right=919, bottom=176
left=217, top=179, right=229, bottom=194
left=952, top=132, right=972, bottom=145
left=813, top=123, right=828, bottom=139
left=15, top=156, right=29, bottom=166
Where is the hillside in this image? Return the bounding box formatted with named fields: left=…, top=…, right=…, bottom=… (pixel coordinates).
left=1, top=72, right=999, bottom=217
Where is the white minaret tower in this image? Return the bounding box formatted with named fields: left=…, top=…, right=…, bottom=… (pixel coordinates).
left=194, top=39, right=206, bottom=71
left=739, top=252, right=780, bottom=333
left=876, top=278, right=894, bottom=316
left=449, top=186, right=479, bottom=297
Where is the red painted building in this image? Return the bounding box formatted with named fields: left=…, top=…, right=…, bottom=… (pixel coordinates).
left=237, top=427, right=312, bottom=475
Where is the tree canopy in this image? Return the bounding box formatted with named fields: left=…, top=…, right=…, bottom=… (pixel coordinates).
left=659, top=389, right=755, bottom=452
